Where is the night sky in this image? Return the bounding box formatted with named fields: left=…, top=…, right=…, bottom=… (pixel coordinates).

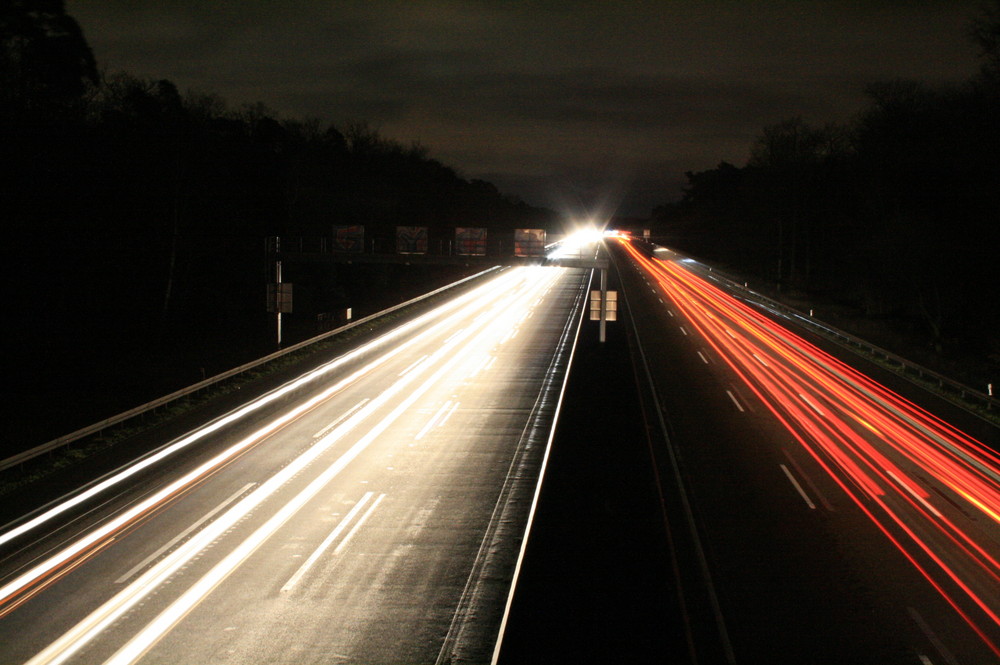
left=68, top=1, right=982, bottom=217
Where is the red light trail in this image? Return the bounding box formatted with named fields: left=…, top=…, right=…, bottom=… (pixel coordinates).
left=617, top=239, right=1000, bottom=657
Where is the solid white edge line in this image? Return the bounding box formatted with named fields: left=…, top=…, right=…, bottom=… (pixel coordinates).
left=490, top=271, right=588, bottom=665
left=102, top=268, right=563, bottom=665
left=96, top=276, right=541, bottom=665
left=626, top=245, right=738, bottom=663
left=780, top=464, right=816, bottom=510
left=23, top=270, right=536, bottom=665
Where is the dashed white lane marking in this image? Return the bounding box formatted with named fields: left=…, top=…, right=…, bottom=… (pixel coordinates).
left=438, top=401, right=461, bottom=427
left=798, top=393, right=825, bottom=417
left=908, top=607, right=958, bottom=665
left=679, top=326, right=688, bottom=336
left=697, top=351, right=709, bottom=364
left=887, top=471, right=941, bottom=518
left=725, top=390, right=745, bottom=412
left=780, top=464, right=816, bottom=510
left=332, top=493, right=386, bottom=555
left=281, top=492, right=376, bottom=593
left=415, top=401, right=454, bottom=440
left=782, top=450, right=834, bottom=512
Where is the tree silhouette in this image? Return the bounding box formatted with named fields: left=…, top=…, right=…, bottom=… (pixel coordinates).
left=653, top=59, right=999, bottom=371
left=0, top=0, right=97, bottom=119
left=970, top=0, right=1000, bottom=79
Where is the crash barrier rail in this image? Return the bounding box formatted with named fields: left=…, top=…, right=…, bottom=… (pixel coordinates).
left=639, top=239, right=996, bottom=423
left=0, top=266, right=501, bottom=472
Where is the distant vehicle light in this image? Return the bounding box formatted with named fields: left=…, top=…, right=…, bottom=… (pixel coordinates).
left=547, top=226, right=606, bottom=258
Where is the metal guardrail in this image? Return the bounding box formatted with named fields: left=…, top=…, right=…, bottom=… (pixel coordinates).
left=0, top=266, right=502, bottom=473
left=675, top=251, right=998, bottom=421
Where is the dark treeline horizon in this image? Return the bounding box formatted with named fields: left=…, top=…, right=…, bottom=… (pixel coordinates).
left=651, top=2, right=1000, bottom=384
left=4, top=1, right=999, bottom=449
left=2, top=5, right=554, bottom=330
left=1, top=1, right=556, bottom=451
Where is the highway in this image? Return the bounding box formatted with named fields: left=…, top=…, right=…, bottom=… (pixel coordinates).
left=0, top=265, right=588, bottom=665
left=614, top=237, right=1000, bottom=664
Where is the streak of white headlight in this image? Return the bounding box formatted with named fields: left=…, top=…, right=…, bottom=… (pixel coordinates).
left=0, top=269, right=517, bottom=610
left=26, top=267, right=565, bottom=665
left=1, top=269, right=508, bottom=550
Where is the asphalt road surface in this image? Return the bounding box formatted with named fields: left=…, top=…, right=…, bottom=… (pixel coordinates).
left=6, top=239, right=999, bottom=665
left=0, top=265, right=588, bottom=665
left=610, top=237, right=1000, bottom=665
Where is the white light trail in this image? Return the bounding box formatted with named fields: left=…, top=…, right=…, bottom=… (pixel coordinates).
left=2, top=269, right=522, bottom=621
left=0, top=270, right=506, bottom=550
left=115, top=483, right=255, bottom=585
left=22, top=267, right=568, bottom=665
left=98, top=268, right=564, bottom=665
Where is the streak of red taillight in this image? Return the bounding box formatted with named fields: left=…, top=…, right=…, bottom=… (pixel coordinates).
left=617, top=240, right=1000, bottom=655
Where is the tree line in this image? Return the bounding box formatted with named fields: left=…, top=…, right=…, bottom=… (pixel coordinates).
left=2, top=1, right=561, bottom=450
left=652, top=4, right=1000, bottom=370
left=2, top=1, right=553, bottom=357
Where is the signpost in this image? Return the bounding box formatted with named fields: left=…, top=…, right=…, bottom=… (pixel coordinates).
left=332, top=225, right=365, bottom=253
left=514, top=228, right=546, bottom=257
left=396, top=226, right=428, bottom=254
left=267, top=237, right=293, bottom=347
left=589, top=271, right=616, bottom=343
left=455, top=227, right=487, bottom=256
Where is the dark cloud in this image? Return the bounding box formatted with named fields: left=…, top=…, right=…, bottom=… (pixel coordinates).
left=67, top=1, right=982, bottom=216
